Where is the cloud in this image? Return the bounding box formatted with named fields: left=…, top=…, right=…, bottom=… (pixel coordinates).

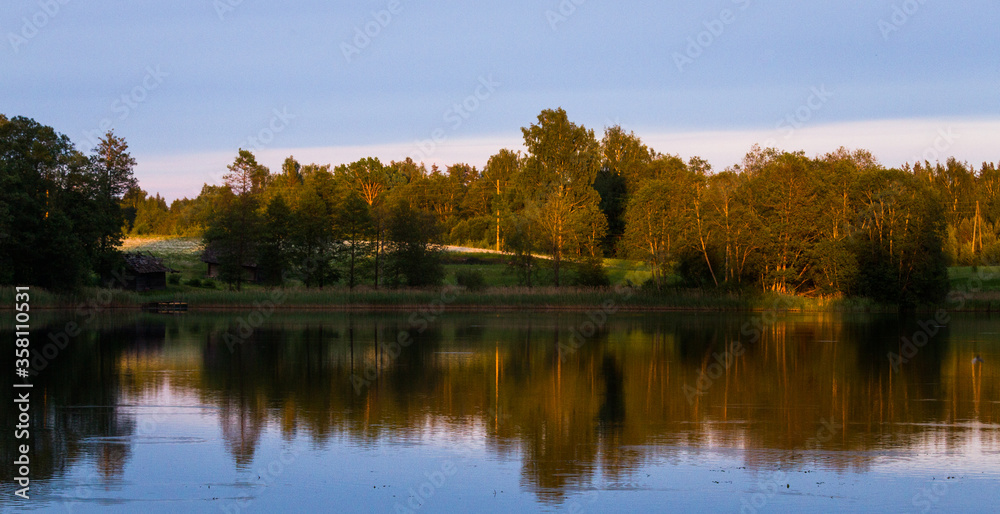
left=136, top=117, right=1000, bottom=202
left=639, top=117, right=998, bottom=171
left=135, top=135, right=525, bottom=202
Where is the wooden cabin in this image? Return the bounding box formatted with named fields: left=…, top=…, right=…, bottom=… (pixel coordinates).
left=121, top=252, right=175, bottom=291
left=200, top=245, right=260, bottom=283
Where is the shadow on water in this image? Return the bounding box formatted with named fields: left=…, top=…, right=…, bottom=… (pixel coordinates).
left=1, top=310, right=998, bottom=507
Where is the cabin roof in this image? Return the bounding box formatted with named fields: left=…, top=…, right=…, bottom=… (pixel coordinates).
left=123, top=251, right=175, bottom=274
left=201, top=244, right=258, bottom=268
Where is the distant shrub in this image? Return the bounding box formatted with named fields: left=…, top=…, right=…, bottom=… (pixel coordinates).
left=168, top=273, right=181, bottom=285
left=640, top=278, right=661, bottom=293
left=185, top=277, right=202, bottom=287
left=456, top=269, right=487, bottom=291
left=202, top=279, right=217, bottom=289
left=570, top=258, right=610, bottom=287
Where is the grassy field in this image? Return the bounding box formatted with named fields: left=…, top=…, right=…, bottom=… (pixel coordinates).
left=948, top=266, right=1000, bottom=290
left=10, top=236, right=992, bottom=312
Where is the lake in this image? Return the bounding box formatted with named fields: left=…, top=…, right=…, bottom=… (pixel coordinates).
left=2, top=309, right=998, bottom=512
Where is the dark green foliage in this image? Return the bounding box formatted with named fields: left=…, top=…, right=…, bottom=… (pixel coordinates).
left=203, top=188, right=259, bottom=290
left=3, top=111, right=966, bottom=306
left=185, top=277, right=202, bottom=287
left=385, top=199, right=444, bottom=287
left=290, top=182, right=337, bottom=288
left=258, top=195, right=293, bottom=286
left=594, top=168, right=627, bottom=257
left=0, top=115, right=133, bottom=290
left=335, top=192, right=373, bottom=289
left=455, top=269, right=486, bottom=291
left=449, top=217, right=491, bottom=247
left=849, top=169, right=949, bottom=305
left=168, top=273, right=181, bottom=285
left=503, top=214, right=538, bottom=288
left=570, top=257, right=610, bottom=287
left=677, top=248, right=719, bottom=289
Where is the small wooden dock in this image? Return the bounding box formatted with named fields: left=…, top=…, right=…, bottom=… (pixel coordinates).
left=142, top=301, right=188, bottom=313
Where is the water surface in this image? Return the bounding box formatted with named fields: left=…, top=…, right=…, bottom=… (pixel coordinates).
left=2, top=310, right=998, bottom=512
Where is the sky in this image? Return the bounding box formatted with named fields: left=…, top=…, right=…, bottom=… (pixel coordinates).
left=4, top=1, right=999, bottom=201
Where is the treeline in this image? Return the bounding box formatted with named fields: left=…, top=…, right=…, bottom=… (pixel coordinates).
left=0, top=115, right=137, bottom=290
left=157, top=108, right=975, bottom=303
left=7, top=109, right=996, bottom=304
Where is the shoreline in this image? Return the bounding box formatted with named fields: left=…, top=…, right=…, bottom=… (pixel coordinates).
left=7, top=285, right=1000, bottom=314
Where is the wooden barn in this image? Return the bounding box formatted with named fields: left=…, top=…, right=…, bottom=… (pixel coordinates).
left=121, top=252, right=175, bottom=291
left=200, top=244, right=260, bottom=283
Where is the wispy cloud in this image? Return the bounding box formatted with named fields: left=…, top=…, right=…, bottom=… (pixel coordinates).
left=136, top=117, right=1000, bottom=202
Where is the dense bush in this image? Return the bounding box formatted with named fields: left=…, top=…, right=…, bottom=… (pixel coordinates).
left=456, top=269, right=486, bottom=291
left=570, top=258, right=610, bottom=287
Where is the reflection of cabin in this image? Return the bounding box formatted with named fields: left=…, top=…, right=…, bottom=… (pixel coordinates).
left=201, top=245, right=259, bottom=283
left=121, top=252, right=175, bottom=291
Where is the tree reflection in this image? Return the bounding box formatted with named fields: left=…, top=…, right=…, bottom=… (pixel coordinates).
left=3, top=311, right=998, bottom=507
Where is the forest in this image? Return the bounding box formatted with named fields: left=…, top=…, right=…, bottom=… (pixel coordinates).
left=3, top=109, right=998, bottom=304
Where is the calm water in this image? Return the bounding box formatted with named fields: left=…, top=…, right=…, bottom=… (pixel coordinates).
left=1, top=310, right=998, bottom=513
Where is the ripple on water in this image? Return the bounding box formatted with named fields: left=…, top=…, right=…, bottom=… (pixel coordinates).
left=78, top=436, right=208, bottom=445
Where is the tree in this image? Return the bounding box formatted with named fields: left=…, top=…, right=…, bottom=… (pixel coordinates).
left=0, top=115, right=107, bottom=289
left=258, top=195, right=293, bottom=286
left=503, top=211, right=539, bottom=288
left=482, top=149, right=520, bottom=251
left=335, top=191, right=372, bottom=289
left=290, top=186, right=337, bottom=288
left=601, top=125, right=651, bottom=181
left=338, top=157, right=391, bottom=287
left=741, top=151, right=823, bottom=293
left=521, top=108, right=607, bottom=285
left=88, top=131, right=139, bottom=278
left=206, top=150, right=269, bottom=290
left=385, top=199, right=443, bottom=287
left=851, top=168, right=949, bottom=305
left=622, top=180, right=684, bottom=289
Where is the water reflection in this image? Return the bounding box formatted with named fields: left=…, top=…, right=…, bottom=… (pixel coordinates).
left=2, top=311, right=998, bottom=507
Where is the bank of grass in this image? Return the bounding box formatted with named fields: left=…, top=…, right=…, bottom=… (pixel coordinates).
left=4, top=283, right=890, bottom=313
left=948, top=266, right=1000, bottom=290
left=5, top=236, right=984, bottom=312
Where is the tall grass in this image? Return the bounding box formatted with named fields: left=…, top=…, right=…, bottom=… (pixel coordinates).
left=2, top=284, right=895, bottom=313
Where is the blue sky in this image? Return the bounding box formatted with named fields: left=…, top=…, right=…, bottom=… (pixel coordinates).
left=4, top=1, right=998, bottom=200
